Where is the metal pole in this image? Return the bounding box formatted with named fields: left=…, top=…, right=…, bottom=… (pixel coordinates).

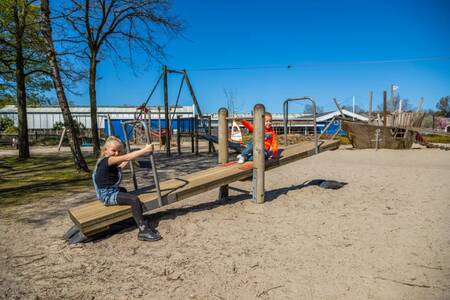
left=318, top=116, right=336, bottom=139
left=120, top=122, right=138, bottom=190
left=352, top=96, right=355, bottom=120
left=368, top=91, right=373, bottom=124
left=106, top=114, right=114, bottom=137
left=218, top=107, right=229, bottom=199
left=139, top=120, right=162, bottom=207
left=283, top=97, right=318, bottom=154
left=163, top=65, right=170, bottom=156
left=333, top=97, right=345, bottom=118
left=253, top=104, right=265, bottom=204
left=283, top=100, right=288, bottom=146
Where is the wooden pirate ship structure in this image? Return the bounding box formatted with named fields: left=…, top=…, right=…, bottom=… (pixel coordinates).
left=337, top=89, right=427, bottom=150
left=342, top=111, right=425, bottom=149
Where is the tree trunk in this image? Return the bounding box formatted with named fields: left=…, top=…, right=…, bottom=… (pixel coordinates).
left=40, top=0, right=89, bottom=172
left=13, top=1, right=30, bottom=160
left=89, top=53, right=100, bottom=157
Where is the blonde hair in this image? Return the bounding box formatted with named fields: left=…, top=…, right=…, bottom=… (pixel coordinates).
left=101, top=136, right=123, bottom=155
left=264, top=112, right=272, bottom=119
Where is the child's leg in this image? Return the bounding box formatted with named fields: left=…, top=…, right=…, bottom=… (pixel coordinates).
left=116, top=192, right=161, bottom=241
left=241, top=141, right=254, bottom=160
left=116, top=192, right=145, bottom=226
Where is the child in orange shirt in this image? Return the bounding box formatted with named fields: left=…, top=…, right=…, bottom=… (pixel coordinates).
left=237, top=112, right=278, bottom=163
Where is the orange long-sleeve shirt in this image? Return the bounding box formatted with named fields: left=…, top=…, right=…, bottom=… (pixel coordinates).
left=242, top=120, right=278, bottom=157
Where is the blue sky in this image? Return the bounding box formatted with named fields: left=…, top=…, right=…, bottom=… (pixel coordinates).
left=69, top=0, right=450, bottom=113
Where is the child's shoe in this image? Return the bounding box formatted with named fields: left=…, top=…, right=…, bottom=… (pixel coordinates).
left=238, top=156, right=246, bottom=164
left=138, top=223, right=162, bottom=242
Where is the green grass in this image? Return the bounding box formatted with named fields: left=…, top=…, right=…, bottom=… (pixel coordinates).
left=0, top=154, right=97, bottom=207
left=423, top=135, right=450, bottom=144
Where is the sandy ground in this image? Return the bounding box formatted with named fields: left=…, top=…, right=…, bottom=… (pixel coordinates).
left=0, top=145, right=449, bottom=299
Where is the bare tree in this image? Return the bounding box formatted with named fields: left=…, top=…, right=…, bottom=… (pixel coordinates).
left=41, top=0, right=89, bottom=172
left=223, top=88, right=235, bottom=117
left=57, top=0, right=182, bottom=157
left=303, top=103, right=324, bottom=114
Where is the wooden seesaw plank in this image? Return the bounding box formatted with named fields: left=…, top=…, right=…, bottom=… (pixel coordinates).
left=68, top=140, right=340, bottom=237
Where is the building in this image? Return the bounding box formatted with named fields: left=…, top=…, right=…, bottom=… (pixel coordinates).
left=0, top=105, right=194, bottom=130
left=0, top=104, right=368, bottom=136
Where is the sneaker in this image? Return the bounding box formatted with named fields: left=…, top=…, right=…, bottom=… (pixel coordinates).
left=238, top=156, right=245, bottom=164
left=138, top=224, right=162, bottom=242
left=236, top=154, right=242, bottom=159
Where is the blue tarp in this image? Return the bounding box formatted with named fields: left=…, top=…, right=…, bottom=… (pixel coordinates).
left=104, top=118, right=210, bottom=142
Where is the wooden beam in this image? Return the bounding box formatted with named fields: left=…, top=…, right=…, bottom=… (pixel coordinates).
left=68, top=140, right=340, bottom=236
left=183, top=70, right=203, bottom=118
left=163, top=65, right=170, bottom=156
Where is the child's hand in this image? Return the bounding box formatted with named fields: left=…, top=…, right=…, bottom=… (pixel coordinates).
left=119, top=161, right=129, bottom=168
left=143, top=144, right=154, bottom=154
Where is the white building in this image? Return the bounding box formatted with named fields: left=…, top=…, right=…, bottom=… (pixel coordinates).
left=0, top=105, right=194, bottom=129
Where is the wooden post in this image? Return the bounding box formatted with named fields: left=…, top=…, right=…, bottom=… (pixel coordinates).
left=195, top=115, right=199, bottom=155
left=183, top=70, right=203, bottom=117
left=191, top=118, right=195, bottom=153
left=157, top=106, right=162, bottom=150
left=253, top=104, right=265, bottom=204
left=163, top=65, right=170, bottom=156
left=383, top=91, right=387, bottom=127
left=177, top=115, right=181, bottom=154
left=368, top=91, right=373, bottom=124
left=57, top=127, right=66, bottom=151
left=218, top=107, right=229, bottom=199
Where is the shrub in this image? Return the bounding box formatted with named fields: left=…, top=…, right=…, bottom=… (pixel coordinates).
left=53, top=120, right=86, bottom=134
left=0, top=117, right=14, bottom=131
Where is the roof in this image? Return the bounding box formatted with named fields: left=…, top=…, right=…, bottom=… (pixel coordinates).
left=316, top=109, right=368, bottom=122
left=0, top=105, right=194, bottom=114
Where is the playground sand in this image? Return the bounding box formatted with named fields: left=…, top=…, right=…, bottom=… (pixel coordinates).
left=1, top=145, right=449, bottom=299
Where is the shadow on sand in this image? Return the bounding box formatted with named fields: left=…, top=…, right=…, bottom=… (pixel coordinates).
left=87, top=179, right=347, bottom=243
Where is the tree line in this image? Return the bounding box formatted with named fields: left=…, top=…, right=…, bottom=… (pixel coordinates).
left=0, top=0, right=181, bottom=172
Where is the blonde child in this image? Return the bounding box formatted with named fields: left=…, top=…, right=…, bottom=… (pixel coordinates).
left=93, top=136, right=161, bottom=241
left=237, top=112, right=279, bottom=163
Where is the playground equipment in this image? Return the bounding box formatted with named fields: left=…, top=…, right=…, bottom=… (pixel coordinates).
left=103, top=65, right=217, bottom=156
left=119, top=120, right=162, bottom=207
left=175, top=115, right=215, bottom=155
left=64, top=102, right=340, bottom=244
left=283, top=97, right=318, bottom=154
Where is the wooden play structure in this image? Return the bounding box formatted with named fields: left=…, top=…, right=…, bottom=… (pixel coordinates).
left=65, top=102, right=340, bottom=243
